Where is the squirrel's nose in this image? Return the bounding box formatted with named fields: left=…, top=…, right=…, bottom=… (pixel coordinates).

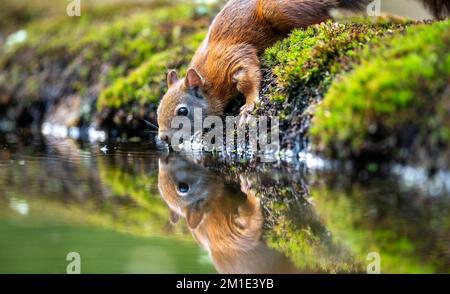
left=158, top=131, right=171, bottom=144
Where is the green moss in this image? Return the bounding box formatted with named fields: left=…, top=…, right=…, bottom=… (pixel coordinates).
left=311, top=20, right=450, bottom=165
left=0, top=1, right=212, bottom=131
left=98, top=51, right=174, bottom=109
left=98, top=30, right=206, bottom=109
left=261, top=18, right=412, bottom=105
left=0, top=0, right=187, bottom=34
left=256, top=18, right=416, bottom=151
left=5, top=3, right=200, bottom=82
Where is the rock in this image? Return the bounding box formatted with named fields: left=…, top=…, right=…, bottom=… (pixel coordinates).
left=44, top=95, right=82, bottom=128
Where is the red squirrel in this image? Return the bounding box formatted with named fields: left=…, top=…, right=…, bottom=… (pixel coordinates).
left=156, top=0, right=449, bottom=143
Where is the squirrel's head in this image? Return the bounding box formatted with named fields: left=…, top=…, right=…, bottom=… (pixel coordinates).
left=157, top=68, right=209, bottom=145
left=157, top=155, right=261, bottom=233
left=158, top=156, right=212, bottom=229
left=157, top=155, right=299, bottom=274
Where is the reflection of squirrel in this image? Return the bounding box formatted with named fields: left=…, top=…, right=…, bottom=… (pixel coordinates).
left=158, top=156, right=299, bottom=273
left=157, top=0, right=449, bottom=143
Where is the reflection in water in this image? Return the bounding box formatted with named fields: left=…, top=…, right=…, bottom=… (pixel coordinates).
left=0, top=135, right=449, bottom=273
left=158, top=155, right=299, bottom=274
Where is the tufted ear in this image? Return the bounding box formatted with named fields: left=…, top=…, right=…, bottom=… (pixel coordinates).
left=185, top=68, right=204, bottom=89
left=167, top=70, right=179, bottom=88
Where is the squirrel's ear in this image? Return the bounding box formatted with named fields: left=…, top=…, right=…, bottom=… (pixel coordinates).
left=185, top=208, right=204, bottom=230
left=169, top=209, right=180, bottom=225
left=185, top=68, right=204, bottom=89
left=167, top=70, right=179, bottom=88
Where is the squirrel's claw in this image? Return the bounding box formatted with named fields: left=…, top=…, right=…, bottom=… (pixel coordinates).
left=238, top=102, right=256, bottom=128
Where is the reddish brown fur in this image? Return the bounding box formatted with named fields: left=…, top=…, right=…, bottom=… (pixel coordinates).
left=157, top=0, right=343, bottom=141
left=192, top=0, right=337, bottom=110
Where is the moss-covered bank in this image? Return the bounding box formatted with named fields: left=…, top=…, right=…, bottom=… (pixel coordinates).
left=1, top=2, right=449, bottom=167
left=311, top=20, right=450, bottom=170
left=257, top=18, right=450, bottom=168
left=257, top=17, right=415, bottom=150
left=0, top=1, right=214, bottom=138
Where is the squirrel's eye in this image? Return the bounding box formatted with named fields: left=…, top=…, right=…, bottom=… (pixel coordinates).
left=177, top=182, right=190, bottom=195
left=177, top=107, right=189, bottom=116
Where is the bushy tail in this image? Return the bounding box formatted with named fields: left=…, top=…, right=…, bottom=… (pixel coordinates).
left=337, top=0, right=372, bottom=10
left=260, top=0, right=448, bottom=34
left=419, top=0, right=450, bottom=19
left=259, top=0, right=371, bottom=33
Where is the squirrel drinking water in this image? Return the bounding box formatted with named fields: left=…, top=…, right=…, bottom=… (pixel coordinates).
left=156, top=0, right=449, bottom=144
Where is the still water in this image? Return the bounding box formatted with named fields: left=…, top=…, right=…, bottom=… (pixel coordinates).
left=0, top=134, right=449, bottom=274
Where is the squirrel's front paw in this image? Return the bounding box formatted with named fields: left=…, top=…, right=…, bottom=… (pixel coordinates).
left=238, top=103, right=256, bottom=128
left=239, top=175, right=253, bottom=194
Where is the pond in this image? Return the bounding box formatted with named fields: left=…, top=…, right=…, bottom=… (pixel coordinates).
left=0, top=133, right=449, bottom=274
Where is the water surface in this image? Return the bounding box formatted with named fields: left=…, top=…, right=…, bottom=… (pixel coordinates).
left=0, top=134, right=449, bottom=274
